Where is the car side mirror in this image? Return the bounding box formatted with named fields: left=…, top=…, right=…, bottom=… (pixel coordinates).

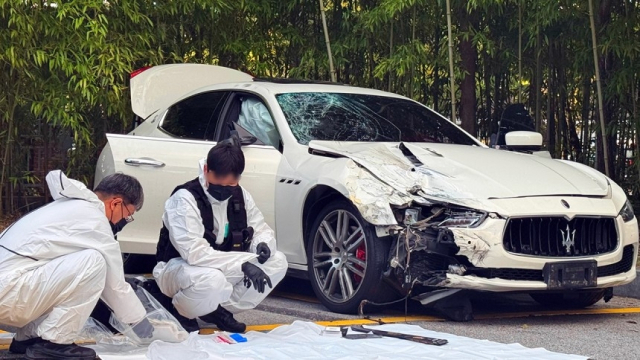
left=505, top=131, right=543, bottom=151
left=240, top=135, right=257, bottom=146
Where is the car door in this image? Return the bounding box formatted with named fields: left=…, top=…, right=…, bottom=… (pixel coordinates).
left=105, top=91, right=230, bottom=254
left=215, top=92, right=282, bottom=232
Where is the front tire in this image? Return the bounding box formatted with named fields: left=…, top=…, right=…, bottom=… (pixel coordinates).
left=530, top=289, right=605, bottom=308
left=307, top=200, right=395, bottom=313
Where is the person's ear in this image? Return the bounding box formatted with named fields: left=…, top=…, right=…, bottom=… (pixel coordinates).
left=203, top=164, right=208, bottom=173
left=110, top=197, right=122, bottom=211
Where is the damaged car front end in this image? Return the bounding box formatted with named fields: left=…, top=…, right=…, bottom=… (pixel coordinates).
left=306, top=140, right=638, bottom=321
left=385, top=205, right=489, bottom=292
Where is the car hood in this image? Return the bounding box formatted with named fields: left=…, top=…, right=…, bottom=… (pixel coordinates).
left=308, top=141, right=609, bottom=206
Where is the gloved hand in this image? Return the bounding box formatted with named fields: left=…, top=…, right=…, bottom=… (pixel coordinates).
left=242, top=262, right=272, bottom=294
left=256, top=243, right=271, bottom=264
left=132, top=318, right=154, bottom=339
left=125, top=277, right=144, bottom=290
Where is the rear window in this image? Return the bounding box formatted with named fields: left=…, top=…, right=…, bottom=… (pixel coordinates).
left=276, top=92, right=477, bottom=146
left=161, top=92, right=228, bottom=140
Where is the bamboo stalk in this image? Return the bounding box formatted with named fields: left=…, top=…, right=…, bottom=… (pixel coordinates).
left=518, top=0, right=522, bottom=104
left=319, top=0, right=337, bottom=82
left=446, top=0, right=456, bottom=122
left=588, top=0, right=610, bottom=176
left=389, top=16, right=394, bottom=92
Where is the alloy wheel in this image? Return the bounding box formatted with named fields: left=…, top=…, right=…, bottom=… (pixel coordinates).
left=311, top=209, right=367, bottom=303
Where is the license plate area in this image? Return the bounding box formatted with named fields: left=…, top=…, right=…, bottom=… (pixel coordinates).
left=543, top=261, right=597, bottom=289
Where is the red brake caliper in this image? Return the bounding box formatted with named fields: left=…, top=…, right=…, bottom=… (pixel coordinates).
left=353, top=240, right=366, bottom=284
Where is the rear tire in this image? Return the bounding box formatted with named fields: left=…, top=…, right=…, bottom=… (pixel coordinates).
left=530, top=289, right=605, bottom=308
left=307, top=200, right=397, bottom=314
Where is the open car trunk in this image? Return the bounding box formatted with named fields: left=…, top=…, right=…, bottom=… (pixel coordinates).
left=130, top=64, right=253, bottom=119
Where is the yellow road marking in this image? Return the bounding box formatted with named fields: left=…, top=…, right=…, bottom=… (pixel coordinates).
left=192, top=307, right=640, bottom=333
left=2, top=307, right=640, bottom=350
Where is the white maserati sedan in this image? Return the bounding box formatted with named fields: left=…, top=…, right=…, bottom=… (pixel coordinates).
left=95, top=64, right=638, bottom=314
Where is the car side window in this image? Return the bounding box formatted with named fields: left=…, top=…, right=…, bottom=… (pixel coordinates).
left=160, top=91, right=228, bottom=140
left=233, top=95, right=280, bottom=148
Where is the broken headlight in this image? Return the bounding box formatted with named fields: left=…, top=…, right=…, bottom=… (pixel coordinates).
left=619, top=200, right=635, bottom=222
left=403, top=208, right=420, bottom=225
left=438, top=210, right=486, bottom=228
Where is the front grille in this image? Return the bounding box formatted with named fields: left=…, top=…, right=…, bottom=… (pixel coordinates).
left=470, top=245, right=635, bottom=281
left=599, top=245, right=635, bottom=277
left=503, top=217, right=618, bottom=257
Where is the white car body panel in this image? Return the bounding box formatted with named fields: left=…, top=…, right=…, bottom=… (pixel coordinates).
left=95, top=64, right=638, bottom=295
left=130, top=64, right=253, bottom=119
left=105, top=134, right=218, bottom=253
left=103, top=133, right=280, bottom=255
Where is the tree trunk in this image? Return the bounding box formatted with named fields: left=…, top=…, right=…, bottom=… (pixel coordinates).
left=591, top=0, right=611, bottom=176
left=319, top=0, right=336, bottom=82
left=0, top=96, right=17, bottom=217
left=580, top=77, right=591, bottom=163
left=494, top=70, right=502, bottom=131
left=484, top=49, right=492, bottom=136
left=433, top=29, right=441, bottom=112
left=458, top=10, right=477, bottom=135
left=518, top=0, right=523, bottom=103
left=446, top=0, right=456, bottom=121
left=535, top=23, right=543, bottom=132
left=368, top=35, right=375, bottom=88
left=547, top=42, right=556, bottom=156
left=558, top=51, right=569, bottom=159
left=389, top=16, right=394, bottom=92
left=634, top=76, right=640, bottom=189
left=409, top=6, right=417, bottom=98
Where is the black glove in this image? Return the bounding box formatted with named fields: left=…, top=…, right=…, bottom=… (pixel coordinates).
left=125, top=277, right=144, bottom=291
left=256, top=243, right=271, bottom=264
left=132, top=318, right=154, bottom=339
left=242, top=262, right=272, bottom=294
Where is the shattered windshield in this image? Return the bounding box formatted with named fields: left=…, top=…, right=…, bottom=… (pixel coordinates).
left=276, top=92, right=477, bottom=145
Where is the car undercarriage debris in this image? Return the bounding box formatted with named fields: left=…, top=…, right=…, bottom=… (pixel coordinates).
left=414, top=289, right=474, bottom=322
left=380, top=203, right=485, bottom=321
left=384, top=214, right=462, bottom=292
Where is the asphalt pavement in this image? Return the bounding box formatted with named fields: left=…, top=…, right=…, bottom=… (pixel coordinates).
left=3, top=277, right=640, bottom=359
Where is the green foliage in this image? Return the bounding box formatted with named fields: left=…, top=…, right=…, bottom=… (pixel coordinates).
left=1, top=0, right=640, bottom=213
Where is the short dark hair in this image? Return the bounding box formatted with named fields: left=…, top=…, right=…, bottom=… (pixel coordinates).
left=94, top=173, right=144, bottom=211
left=206, top=140, right=245, bottom=178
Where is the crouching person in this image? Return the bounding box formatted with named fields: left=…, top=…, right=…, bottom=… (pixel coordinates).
left=154, top=139, right=288, bottom=333
left=0, top=171, right=154, bottom=359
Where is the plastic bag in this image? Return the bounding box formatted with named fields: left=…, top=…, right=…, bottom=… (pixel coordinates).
left=77, top=317, right=149, bottom=356
left=109, top=286, right=189, bottom=345
left=77, top=317, right=118, bottom=345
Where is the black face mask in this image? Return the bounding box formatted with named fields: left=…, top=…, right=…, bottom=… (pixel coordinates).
left=207, top=184, right=237, bottom=201
left=110, top=218, right=129, bottom=235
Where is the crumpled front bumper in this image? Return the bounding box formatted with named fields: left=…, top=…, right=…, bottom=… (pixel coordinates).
left=443, top=267, right=637, bottom=292
left=439, top=214, right=639, bottom=292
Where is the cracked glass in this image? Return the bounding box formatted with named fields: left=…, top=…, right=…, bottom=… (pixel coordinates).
left=276, top=92, right=477, bottom=145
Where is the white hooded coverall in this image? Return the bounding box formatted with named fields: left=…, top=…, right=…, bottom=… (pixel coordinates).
left=0, top=171, right=146, bottom=344
left=153, top=160, right=288, bottom=319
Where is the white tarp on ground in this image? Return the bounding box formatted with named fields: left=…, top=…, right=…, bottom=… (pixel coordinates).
left=97, top=321, right=588, bottom=360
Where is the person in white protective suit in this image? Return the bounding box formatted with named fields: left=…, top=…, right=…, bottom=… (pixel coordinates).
left=154, top=139, right=288, bottom=333
left=0, top=171, right=156, bottom=360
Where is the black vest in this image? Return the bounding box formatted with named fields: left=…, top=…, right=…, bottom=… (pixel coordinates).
left=156, top=178, right=252, bottom=263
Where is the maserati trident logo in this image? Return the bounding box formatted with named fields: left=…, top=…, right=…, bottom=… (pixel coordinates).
left=560, top=224, right=576, bottom=253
